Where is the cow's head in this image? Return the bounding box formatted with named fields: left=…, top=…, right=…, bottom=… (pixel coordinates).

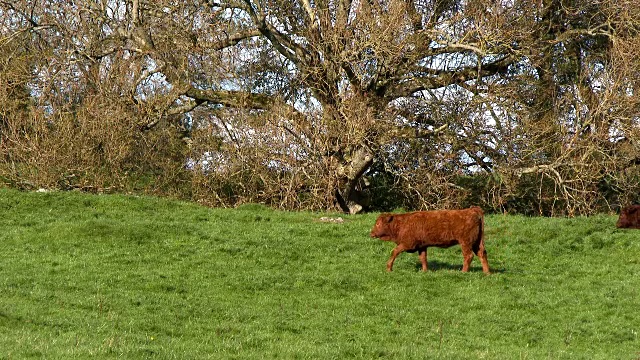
left=617, top=205, right=639, bottom=228
left=370, top=214, right=394, bottom=240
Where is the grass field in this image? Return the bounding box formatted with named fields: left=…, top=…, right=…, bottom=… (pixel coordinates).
left=0, top=188, right=638, bottom=359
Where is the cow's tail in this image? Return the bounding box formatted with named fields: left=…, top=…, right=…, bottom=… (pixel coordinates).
left=472, top=210, right=485, bottom=256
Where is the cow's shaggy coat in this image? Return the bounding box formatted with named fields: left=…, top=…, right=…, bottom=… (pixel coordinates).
left=616, top=205, right=640, bottom=229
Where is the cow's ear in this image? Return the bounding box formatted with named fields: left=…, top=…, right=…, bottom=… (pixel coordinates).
left=387, top=215, right=394, bottom=223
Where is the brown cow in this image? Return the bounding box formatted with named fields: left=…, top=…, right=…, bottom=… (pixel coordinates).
left=616, top=205, right=640, bottom=229
left=370, top=207, right=490, bottom=273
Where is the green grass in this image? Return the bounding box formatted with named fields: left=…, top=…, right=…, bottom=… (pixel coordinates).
left=0, top=188, right=638, bottom=359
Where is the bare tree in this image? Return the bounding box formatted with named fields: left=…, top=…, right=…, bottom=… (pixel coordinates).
left=1, top=0, right=639, bottom=215
left=125, top=0, right=517, bottom=212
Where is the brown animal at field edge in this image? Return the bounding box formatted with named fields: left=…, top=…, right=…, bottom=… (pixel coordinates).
left=616, top=205, right=640, bottom=229
left=370, top=207, right=490, bottom=274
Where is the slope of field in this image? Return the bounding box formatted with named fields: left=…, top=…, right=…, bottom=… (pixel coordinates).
left=0, top=188, right=638, bottom=359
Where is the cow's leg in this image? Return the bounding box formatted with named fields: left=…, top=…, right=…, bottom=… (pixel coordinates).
left=460, top=244, right=474, bottom=272
left=418, top=248, right=428, bottom=272
left=478, top=242, right=491, bottom=274
left=387, top=244, right=406, bottom=272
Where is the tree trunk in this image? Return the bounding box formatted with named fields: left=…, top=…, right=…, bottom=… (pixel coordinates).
left=335, top=146, right=374, bottom=214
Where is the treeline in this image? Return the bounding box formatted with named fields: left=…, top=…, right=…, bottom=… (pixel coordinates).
left=1, top=0, right=639, bottom=216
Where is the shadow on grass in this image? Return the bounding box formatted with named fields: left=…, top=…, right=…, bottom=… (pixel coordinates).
left=414, top=260, right=506, bottom=273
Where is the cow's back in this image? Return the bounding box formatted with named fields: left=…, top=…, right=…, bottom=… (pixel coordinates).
left=392, top=208, right=483, bottom=248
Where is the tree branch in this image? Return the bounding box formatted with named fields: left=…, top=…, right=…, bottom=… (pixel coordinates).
left=385, top=54, right=514, bottom=98
left=212, top=29, right=261, bottom=50
left=184, top=88, right=273, bottom=109
left=300, top=0, right=320, bottom=31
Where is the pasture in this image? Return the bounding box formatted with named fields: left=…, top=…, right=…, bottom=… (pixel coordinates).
left=0, top=188, right=638, bottom=359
